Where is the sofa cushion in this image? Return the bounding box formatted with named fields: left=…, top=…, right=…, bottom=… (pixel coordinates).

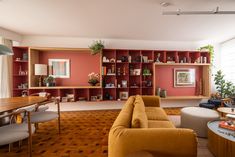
left=145, top=107, right=169, bottom=121
left=148, top=120, right=175, bottom=128
left=131, top=96, right=148, bottom=128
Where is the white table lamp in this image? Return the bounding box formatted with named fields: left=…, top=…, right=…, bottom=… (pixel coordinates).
left=35, top=64, right=47, bottom=86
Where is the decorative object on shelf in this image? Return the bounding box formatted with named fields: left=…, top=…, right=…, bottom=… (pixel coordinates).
left=0, top=44, right=13, bottom=55
left=117, top=68, right=121, bottom=76
left=105, top=83, right=115, bottom=88
left=121, top=56, right=128, bottom=62
left=119, top=91, right=129, bottom=100
left=22, top=52, right=28, bottom=60
left=15, top=58, right=21, bottom=61
left=89, top=40, right=104, bottom=55
left=121, top=80, right=128, bottom=88
left=155, top=53, right=161, bottom=63
left=198, top=44, right=214, bottom=65
left=35, top=64, right=48, bottom=87
left=88, top=72, right=100, bottom=86
left=146, top=80, right=152, bottom=87
left=167, top=56, right=175, bottom=63
left=156, top=87, right=161, bottom=96
left=117, top=60, right=122, bottom=63
left=160, top=89, right=167, bottom=98
left=105, top=92, right=111, bottom=100
left=128, top=56, right=132, bottom=63
left=110, top=58, right=115, bottom=63
left=18, top=83, right=28, bottom=89
left=142, top=56, right=148, bottom=63
left=111, top=64, right=115, bottom=73
left=174, top=68, right=195, bottom=87
left=103, top=56, right=109, bottom=62
left=21, top=90, right=28, bottom=97
left=133, top=69, right=141, bottom=75
left=67, top=94, right=75, bottom=102
left=214, top=70, right=235, bottom=98
left=117, top=84, right=121, bottom=88
left=123, top=67, right=126, bottom=75
left=91, top=96, right=97, bottom=101
left=143, top=67, right=151, bottom=76
left=43, top=76, right=55, bottom=87
left=49, top=59, right=70, bottom=78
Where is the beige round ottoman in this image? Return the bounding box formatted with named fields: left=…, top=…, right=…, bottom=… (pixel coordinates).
left=181, top=107, right=220, bottom=138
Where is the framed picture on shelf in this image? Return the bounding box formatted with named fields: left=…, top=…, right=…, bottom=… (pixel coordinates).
left=119, top=91, right=129, bottom=100
left=49, top=59, right=70, bottom=78
left=174, top=68, right=195, bottom=87
left=90, top=96, right=97, bottom=101
left=133, top=69, right=141, bottom=75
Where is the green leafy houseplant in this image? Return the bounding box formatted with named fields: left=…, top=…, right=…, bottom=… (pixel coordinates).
left=214, top=70, right=235, bottom=98
left=89, top=40, right=104, bottom=55
left=198, top=45, right=214, bottom=65
left=43, top=76, right=55, bottom=87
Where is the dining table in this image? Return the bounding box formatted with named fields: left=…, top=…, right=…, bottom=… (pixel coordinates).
left=0, top=96, right=47, bottom=113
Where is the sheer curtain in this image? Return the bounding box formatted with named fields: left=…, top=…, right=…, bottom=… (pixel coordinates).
left=0, top=38, right=13, bottom=98
left=221, top=39, right=235, bottom=84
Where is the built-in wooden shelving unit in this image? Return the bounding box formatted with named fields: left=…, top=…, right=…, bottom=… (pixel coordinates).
left=12, top=47, right=211, bottom=101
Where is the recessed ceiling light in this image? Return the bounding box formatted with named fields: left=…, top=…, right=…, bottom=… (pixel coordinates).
left=160, top=2, right=170, bottom=7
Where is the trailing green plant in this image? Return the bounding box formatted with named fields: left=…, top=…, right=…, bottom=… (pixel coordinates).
left=89, top=40, right=104, bottom=55
left=198, top=44, right=214, bottom=65
left=214, top=70, right=235, bottom=98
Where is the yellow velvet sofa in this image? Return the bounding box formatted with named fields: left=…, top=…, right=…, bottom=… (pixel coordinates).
left=108, top=95, right=197, bottom=157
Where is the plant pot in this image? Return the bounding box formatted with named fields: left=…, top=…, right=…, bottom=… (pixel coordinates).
left=88, top=81, right=98, bottom=86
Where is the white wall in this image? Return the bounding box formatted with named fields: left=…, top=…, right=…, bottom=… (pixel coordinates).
left=20, top=35, right=200, bottom=50
left=0, top=27, right=22, bottom=42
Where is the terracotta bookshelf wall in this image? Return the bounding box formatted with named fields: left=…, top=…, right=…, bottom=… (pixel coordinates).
left=12, top=47, right=210, bottom=101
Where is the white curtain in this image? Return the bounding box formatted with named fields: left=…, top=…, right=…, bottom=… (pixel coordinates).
left=221, top=38, right=235, bottom=84
left=0, top=38, right=13, bottom=98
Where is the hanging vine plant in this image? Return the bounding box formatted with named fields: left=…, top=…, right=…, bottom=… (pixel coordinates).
left=198, top=44, right=214, bottom=65
left=89, top=40, right=105, bottom=55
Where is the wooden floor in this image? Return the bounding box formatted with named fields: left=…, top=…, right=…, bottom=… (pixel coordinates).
left=0, top=108, right=181, bottom=157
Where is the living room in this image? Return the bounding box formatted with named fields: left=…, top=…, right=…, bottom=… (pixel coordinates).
left=0, top=0, right=235, bottom=157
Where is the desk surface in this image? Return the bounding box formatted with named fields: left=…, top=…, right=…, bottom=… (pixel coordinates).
left=0, top=96, right=47, bottom=113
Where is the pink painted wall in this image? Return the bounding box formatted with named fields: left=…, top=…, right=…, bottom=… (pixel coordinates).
left=39, top=50, right=100, bottom=86
left=155, top=65, right=202, bottom=96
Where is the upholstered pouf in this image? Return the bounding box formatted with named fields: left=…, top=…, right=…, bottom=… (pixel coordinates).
left=181, top=107, right=220, bottom=137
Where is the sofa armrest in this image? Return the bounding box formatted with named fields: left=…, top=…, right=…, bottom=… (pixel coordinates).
left=141, top=96, right=160, bottom=107
left=109, top=128, right=197, bottom=157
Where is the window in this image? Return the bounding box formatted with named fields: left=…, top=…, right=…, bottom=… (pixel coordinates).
left=221, top=38, right=235, bottom=84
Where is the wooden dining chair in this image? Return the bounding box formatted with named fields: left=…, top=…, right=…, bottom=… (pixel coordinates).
left=0, top=109, right=34, bottom=157
left=28, top=98, right=61, bottom=134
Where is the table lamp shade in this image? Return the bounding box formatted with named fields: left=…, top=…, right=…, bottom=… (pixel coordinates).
left=0, top=44, right=13, bottom=55
left=35, top=64, right=47, bottom=76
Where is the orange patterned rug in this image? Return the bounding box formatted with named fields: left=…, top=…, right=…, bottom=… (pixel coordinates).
left=0, top=108, right=181, bottom=157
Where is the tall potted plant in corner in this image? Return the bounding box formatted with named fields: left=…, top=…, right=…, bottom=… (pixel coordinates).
left=89, top=40, right=105, bottom=55
left=214, top=70, right=235, bottom=99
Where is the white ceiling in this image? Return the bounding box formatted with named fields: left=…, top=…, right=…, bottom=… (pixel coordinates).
left=0, top=0, right=235, bottom=42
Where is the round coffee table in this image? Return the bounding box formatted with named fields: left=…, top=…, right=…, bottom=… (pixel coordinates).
left=217, top=107, right=235, bottom=117
left=207, top=120, right=235, bottom=157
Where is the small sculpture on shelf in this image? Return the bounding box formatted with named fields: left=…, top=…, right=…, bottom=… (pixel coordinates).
left=88, top=72, right=100, bottom=86
left=155, top=53, right=161, bottom=63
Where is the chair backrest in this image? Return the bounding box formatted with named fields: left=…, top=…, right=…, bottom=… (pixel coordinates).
left=30, top=92, right=51, bottom=100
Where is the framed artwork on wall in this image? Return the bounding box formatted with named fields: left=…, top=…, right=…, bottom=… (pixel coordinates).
left=49, top=59, right=70, bottom=78
left=174, top=68, right=195, bottom=87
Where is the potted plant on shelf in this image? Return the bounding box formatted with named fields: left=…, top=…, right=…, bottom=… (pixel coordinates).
left=43, top=76, right=55, bottom=87
left=198, top=44, right=214, bottom=65
left=88, top=72, right=100, bottom=86
left=89, top=40, right=105, bottom=55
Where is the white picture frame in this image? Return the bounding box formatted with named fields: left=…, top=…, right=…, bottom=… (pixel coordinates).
left=119, top=91, right=129, bottom=100
left=49, top=59, right=70, bottom=78
left=174, top=68, right=195, bottom=87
